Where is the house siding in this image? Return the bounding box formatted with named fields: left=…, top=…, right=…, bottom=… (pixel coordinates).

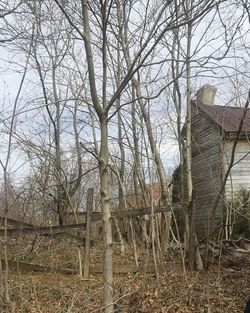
left=173, top=103, right=250, bottom=238
left=223, top=140, right=250, bottom=200
left=191, top=111, right=224, bottom=235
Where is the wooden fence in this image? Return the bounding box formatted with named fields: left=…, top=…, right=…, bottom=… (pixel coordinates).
left=0, top=192, right=185, bottom=276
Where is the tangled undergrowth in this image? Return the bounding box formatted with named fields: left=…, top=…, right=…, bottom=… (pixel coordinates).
left=0, top=264, right=249, bottom=312
left=1, top=237, right=249, bottom=312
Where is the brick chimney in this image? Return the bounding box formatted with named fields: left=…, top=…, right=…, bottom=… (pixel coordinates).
left=197, top=84, right=217, bottom=106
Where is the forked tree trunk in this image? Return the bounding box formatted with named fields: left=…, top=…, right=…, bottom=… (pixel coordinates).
left=80, top=0, right=114, bottom=309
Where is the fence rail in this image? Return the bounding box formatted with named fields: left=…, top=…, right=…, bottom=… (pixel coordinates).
left=0, top=203, right=185, bottom=237
left=65, top=203, right=185, bottom=222
left=0, top=223, right=87, bottom=236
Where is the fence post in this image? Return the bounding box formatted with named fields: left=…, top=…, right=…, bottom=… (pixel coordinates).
left=83, top=188, right=94, bottom=279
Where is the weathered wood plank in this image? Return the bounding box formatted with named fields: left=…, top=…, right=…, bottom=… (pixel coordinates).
left=0, top=223, right=86, bottom=237
left=111, top=205, right=182, bottom=219
left=0, top=216, right=34, bottom=228
left=0, top=205, right=184, bottom=237
left=65, top=204, right=184, bottom=222
left=2, top=259, right=182, bottom=274
left=189, top=109, right=223, bottom=236
left=1, top=259, right=75, bottom=275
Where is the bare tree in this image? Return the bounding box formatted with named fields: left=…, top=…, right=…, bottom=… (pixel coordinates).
left=0, top=40, right=31, bottom=303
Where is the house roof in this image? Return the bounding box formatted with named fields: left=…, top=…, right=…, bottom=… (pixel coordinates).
left=194, top=100, right=250, bottom=133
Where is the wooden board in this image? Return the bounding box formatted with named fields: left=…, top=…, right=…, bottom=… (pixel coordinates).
left=0, top=223, right=86, bottom=237
left=0, top=204, right=185, bottom=237
left=65, top=204, right=185, bottom=222
left=1, top=259, right=182, bottom=275
left=1, top=259, right=75, bottom=275
left=0, top=216, right=34, bottom=228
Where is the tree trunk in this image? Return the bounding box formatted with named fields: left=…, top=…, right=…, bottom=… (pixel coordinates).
left=99, top=115, right=114, bottom=313
left=135, top=83, right=171, bottom=251
left=185, top=4, right=203, bottom=270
